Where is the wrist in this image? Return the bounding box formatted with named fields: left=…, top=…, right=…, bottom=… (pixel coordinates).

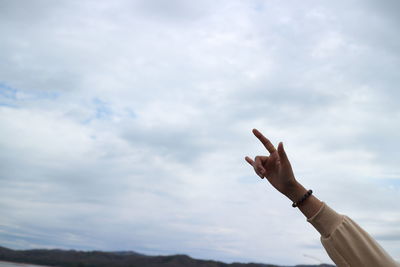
left=284, top=181, right=307, bottom=202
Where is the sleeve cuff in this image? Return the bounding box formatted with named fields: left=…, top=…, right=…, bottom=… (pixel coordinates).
left=307, top=202, right=344, bottom=238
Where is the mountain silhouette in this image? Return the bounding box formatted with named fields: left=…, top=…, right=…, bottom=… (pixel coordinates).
left=0, top=246, right=335, bottom=267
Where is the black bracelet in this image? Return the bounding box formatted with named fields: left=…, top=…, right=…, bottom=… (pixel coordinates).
left=292, top=189, right=313, bottom=208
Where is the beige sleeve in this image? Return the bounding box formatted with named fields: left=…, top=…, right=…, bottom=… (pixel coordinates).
left=307, top=202, right=399, bottom=267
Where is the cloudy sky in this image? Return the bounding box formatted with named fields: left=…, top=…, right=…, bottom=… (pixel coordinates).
left=1, top=0, right=400, bottom=265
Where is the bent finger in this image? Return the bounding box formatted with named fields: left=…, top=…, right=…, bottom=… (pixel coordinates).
left=254, top=156, right=266, bottom=178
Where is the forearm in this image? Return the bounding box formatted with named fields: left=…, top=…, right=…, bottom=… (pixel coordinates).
left=302, top=194, right=399, bottom=267
left=284, top=182, right=323, bottom=219
left=286, top=183, right=399, bottom=266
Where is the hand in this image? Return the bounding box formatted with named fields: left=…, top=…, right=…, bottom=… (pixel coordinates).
left=245, top=129, right=299, bottom=197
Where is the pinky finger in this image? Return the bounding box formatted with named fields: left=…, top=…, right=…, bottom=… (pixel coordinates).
left=245, top=156, right=254, bottom=166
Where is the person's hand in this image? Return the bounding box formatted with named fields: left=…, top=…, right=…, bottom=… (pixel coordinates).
left=245, top=129, right=299, bottom=197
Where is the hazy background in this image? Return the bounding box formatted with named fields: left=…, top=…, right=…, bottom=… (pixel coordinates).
left=1, top=0, right=400, bottom=265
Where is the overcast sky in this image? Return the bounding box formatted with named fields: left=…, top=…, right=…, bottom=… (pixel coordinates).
left=1, top=0, right=400, bottom=265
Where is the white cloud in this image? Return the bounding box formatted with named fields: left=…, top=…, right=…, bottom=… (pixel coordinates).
left=1, top=0, right=400, bottom=265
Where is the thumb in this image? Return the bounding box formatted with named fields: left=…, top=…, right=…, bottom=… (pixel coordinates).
left=277, top=142, right=289, bottom=164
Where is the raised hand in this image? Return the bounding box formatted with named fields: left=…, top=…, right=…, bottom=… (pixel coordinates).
left=245, top=129, right=298, bottom=197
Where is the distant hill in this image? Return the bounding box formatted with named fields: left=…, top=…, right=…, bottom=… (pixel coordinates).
left=0, top=246, right=335, bottom=267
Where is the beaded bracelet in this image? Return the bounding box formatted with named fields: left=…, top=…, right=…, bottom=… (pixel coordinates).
left=292, top=189, right=313, bottom=208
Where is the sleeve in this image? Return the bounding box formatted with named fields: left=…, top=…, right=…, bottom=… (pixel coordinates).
left=307, top=202, right=399, bottom=267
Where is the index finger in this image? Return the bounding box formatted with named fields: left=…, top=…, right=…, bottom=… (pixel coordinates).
left=252, top=128, right=276, bottom=154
